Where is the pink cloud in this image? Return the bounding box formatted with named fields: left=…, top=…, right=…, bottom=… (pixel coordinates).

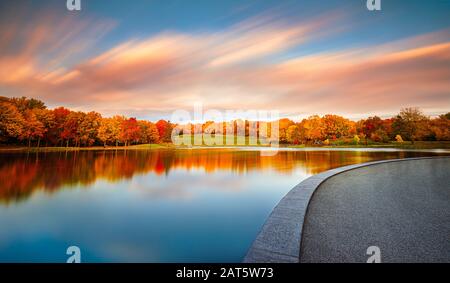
left=0, top=7, right=448, bottom=120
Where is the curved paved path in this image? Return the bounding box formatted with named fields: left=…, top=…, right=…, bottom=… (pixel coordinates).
left=300, top=158, right=450, bottom=263
left=244, top=157, right=450, bottom=263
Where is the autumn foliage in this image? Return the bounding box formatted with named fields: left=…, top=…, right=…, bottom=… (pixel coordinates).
left=0, top=96, right=160, bottom=147
left=0, top=96, right=449, bottom=147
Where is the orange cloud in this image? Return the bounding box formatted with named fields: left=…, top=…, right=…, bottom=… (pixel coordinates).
left=264, top=32, right=450, bottom=117
left=0, top=6, right=448, bottom=120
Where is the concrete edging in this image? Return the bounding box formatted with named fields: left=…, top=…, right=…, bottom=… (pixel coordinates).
left=243, top=156, right=449, bottom=263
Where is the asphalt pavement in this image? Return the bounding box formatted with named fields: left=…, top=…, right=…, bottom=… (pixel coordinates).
left=300, top=158, right=450, bottom=263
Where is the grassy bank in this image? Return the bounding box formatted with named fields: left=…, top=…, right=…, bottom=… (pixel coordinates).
left=1, top=140, right=450, bottom=152
left=174, top=135, right=450, bottom=149
left=0, top=143, right=172, bottom=152
left=289, top=142, right=450, bottom=149
left=0, top=135, right=450, bottom=152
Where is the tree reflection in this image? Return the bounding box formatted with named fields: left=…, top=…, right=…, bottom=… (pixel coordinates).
left=0, top=149, right=440, bottom=204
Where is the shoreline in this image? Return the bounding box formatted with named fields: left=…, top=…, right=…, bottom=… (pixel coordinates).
left=1, top=142, right=450, bottom=153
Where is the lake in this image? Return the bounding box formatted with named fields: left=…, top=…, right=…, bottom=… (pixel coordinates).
left=0, top=148, right=448, bottom=262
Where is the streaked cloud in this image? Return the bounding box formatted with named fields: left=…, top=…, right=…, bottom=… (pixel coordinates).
left=0, top=4, right=448, bottom=120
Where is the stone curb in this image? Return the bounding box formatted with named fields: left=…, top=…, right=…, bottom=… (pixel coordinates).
left=243, top=156, right=450, bottom=263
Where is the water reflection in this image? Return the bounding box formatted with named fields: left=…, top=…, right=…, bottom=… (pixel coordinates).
left=0, top=149, right=446, bottom=205
left=0, top=149, right=449, bottom=262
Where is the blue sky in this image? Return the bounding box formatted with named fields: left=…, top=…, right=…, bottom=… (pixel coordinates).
left=67, top=0, right=450, bottom=49
left=0, top=0, right=449, bottom=120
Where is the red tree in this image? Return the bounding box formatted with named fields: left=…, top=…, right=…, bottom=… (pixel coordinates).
left=48, top=107, right=70, bottom=146
left=120, top=118, right=140, bottom=146
left=156, top=120, right=173, bottom=142
left=61, top=112, right=83, bottom=147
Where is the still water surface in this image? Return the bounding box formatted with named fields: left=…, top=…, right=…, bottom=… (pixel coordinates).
left=0, top=148, right=447, bottom=262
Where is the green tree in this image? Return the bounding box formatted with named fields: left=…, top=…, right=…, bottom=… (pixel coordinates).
left=443, top=112, right=450, bottom=120
left=392, top=108, right=428, bottom=143
left=10, top=97, right=46, bottom=112
left=370, top=128, right=389, bottom=143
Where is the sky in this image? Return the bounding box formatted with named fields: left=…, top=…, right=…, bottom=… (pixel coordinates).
left=0, top=0, right=449, bottom=121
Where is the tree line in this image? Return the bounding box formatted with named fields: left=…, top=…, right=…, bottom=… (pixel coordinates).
left=280, top=109, right=450, bottom=145
left=0, top=96, right=449, bottom=147
left=0, top=96, right=169, bottom=147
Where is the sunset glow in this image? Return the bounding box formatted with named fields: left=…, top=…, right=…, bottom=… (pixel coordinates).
left=0, top=1, right=448, bottom=121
